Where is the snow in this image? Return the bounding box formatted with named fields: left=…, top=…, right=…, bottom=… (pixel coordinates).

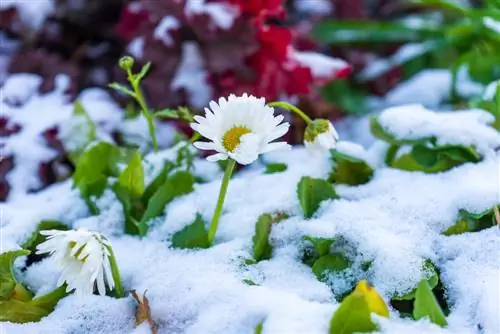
left=2, top=100, right=500, bottom=333
left=171, top=42, right=213, bottom=109
left=154, top=16, right=180, bottom=47
left=483, top=80, right=499, bottom=100
left=0, top=0, right=54, bottom=30
left=185, top=0, right=238, bottom=30
left=294, top=0, right=333, bottom=15
left=127, top=37, right=145, bottom=59
left=292, top=51, right=349, bottom=79
left=384, top=69, right=484, bottom=108
left=483, top=17, right=500, bottom=34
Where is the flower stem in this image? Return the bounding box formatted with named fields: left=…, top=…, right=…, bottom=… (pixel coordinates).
left=493, top=205, right=500, bottom=226
left=107, top=245, right=125, bottom=298
left=208, top=159, right=236, bottom=244
left=269, top=101, right=313, bottom=125
left=127, top=70, right=158, bottom=152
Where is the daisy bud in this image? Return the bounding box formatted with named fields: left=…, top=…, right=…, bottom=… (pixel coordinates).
left=304, top=119, right=339, bottom=154
left=190, top=94, right=291, bottom=165
left=36, top=229, right=120, bottom=297
left=119, top=56, right=135, bottom=71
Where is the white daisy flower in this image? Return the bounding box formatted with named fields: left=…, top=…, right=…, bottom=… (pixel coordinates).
left=304, top=119, right=339, bottom=154
left=190, top=94, right=291, bottom=165
left=36, top=229, right=115, bottom=297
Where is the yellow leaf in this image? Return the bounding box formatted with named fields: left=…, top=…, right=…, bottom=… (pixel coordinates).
left=354, top=280, right=390, bottom=318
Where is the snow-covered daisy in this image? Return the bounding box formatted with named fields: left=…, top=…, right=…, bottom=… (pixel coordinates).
left=304, top=119, right=339, bottom=154
left=36, top=229, right=118, bottom=297
left=190, top=94, right=291, bottom=165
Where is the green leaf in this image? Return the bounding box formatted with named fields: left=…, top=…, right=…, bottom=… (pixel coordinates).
left=303, top=236, right=335, bottom=257
left=171, top=214, right=210, bottom=249
left=136, top=62, right=152, bottom=82
left=329, top=291, right=377, bottom=334
left=154, top=108, right=179, bottom=119
left=73, top=142, right=122, bottom=212
left=0, top=285, right=67, bottom=323
left=413, top=280, right=448, bottom=327
left=0, top=250, right=30, bottom=300
left=108, top=82, right=135, bottom=97
left=393, top=261, right=439, bottom=300
left=313, top=20, right=440, bottom=45
left=438, top=146, right=481, bottom=163
left=140, top=171, right=195, bottom=228
left=321, top=80, right=367, bottom=115
left=329, top=150, right=374, bottom=185
left=22, top=220, right=68, bottom=252
left=66, top=100, right=97, bottom=164
left=264, top=163, right=288, bottom=174
left=297, top=177, right=339, bottom=219
left=254, top=322, right=264, bottom=334
left=252, top=212, right=288, bottom=262
left=411, top=145, right=439, bottom=168
left=443, top=208, right=495, bottom=235
left=312, top=253, right=350, bottom=281
left=142, top=162, right=175, bottom=204
left=117, top=151, right=145, bottom=199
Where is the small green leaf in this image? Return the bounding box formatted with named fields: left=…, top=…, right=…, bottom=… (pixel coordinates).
left=154, top=108, right=179, bottom=119
left=329, top=150, right=373, bottom=185
left=108, top=82, right=135, bottom=97
left=0, top=285, right=67, bottom=323
left=303, top=236, right=335, bottom=257
left=252, top=213, right=288, bottom=262
left=413, top=280, right=448, bottom=327
left=66, top=101, right=97, bottom=164
left=136, top=62, right=152, bottom=82
left=117, top=151, right=145, bottom=199
left=142, top=162, right=175, bottom=204
left=329, top=291, right=377, bottom=334
left=254, top=322, right=264, bottom=334
left=297, top=177, right=338, bottom=219
left=171, top=214, right=210, bottom=249
left=443, top=209, right=495, bottom=235
left=264, top=163, right=287, bottom=174
left=22, top=220, right=68, bottom=252
left=140, top=171, right=195, bottom=228
left=312, top=253, right=350, bottom=281
left=0, top=250, right=30, bottom=300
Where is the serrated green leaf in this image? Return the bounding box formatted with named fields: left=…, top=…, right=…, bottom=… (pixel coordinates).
left=22, top=220, right=68, bottom=252
left=140, top=171, right=195, bottom=230
left=330, top=150, right=374, bottom=185
left=329, top=291, right=377, bottom=334
left=108, top=82, right=135, bottom=97
left=0, top=285, right=67, bottom=323
left=312, top=253, right=350, bottom=280
left=154, top=108, right=179, bottom=119
left=171, top=214, right=209, bottom=249
left=297, top=177, right=338, bottom=219
left=413, top=280, right=448, bottom=327
left=303, top=236, right=335, bottom=257
left=0, top=250, right=30, bottom=300
left=264, top=163, right=287, bottom=174
left=117, top=151, right=145, bottom=199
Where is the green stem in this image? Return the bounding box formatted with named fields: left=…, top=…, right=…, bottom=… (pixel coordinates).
left=107, top=245, right=125, bottom=298
left=208, top=159, right=236, bottom=244
left=127, top=70, right=158, bottom=152
left=189, top=132, right=201, bottom=144
left=269, top=101, right=313, bottom=124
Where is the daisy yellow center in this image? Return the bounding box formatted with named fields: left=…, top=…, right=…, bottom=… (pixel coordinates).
left=222, top=126, right=251, bottom=152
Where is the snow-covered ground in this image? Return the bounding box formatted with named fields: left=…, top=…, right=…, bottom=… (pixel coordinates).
left=1, top=72, right=499, bottom=333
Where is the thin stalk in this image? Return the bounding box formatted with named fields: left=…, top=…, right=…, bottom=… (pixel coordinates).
left=208, top=159, right=236, bottom=244
left=493, top=205, right=500, bottom=227
left=269, top=101, right=313, bottom=124
left=127, top=70, right=158, bottom=152
left=107, top=245, right=125, bottom=298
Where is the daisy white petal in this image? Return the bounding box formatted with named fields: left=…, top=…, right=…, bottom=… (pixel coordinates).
left=36, top=229, right=117, bottom=296
left=190, top=94, right=290, bottom=165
